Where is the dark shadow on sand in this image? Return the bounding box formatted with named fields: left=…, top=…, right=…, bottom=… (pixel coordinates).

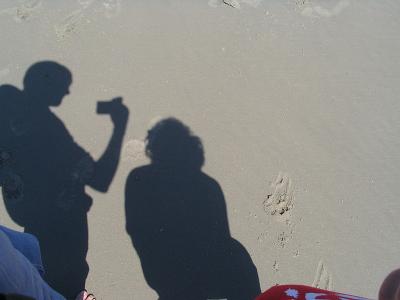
left=0, top=61, right=128, bottom=298
left=125, top=118, right=261, bottom=300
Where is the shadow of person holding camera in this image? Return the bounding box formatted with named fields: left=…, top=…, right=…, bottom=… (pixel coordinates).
left=0, top=61, right=128, bottom=298
left=125, top=118, right=261, bottom=300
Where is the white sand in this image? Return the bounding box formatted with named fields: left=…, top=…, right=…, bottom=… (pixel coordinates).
left=1, top=0, right=400, bottom=299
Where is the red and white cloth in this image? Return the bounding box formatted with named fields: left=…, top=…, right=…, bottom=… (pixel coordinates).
left=256, top=285, right=371, bottom=300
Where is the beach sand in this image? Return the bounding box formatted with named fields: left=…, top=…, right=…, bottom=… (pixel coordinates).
left=1, top=1, right=399, bottom=299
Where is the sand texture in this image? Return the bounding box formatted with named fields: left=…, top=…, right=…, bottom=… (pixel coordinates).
left=1, top=1, right=400, bottom=299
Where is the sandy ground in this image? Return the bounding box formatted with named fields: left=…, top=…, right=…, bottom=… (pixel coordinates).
left=1, top=0, right=400, bottom=299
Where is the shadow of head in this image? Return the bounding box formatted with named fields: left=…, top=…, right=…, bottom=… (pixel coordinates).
left=145, top=118, right=204, bottom=171
left=23, top=61, right=72, bottom=107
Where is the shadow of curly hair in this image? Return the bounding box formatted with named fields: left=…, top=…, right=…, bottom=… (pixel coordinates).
left=145, top=118, right=204, bottom=170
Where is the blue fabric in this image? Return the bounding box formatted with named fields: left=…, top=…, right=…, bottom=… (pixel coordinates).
left=0, top=226, right=65, bottom=300
left=0, top=225, right=44, bottom=276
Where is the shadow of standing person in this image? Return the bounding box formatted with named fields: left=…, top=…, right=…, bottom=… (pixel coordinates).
left=125, top=118, right=261, bottom=300
left=0, top=61, right=129, bottom=299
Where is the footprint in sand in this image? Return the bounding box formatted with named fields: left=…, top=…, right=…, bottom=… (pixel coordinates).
left=102, top=0, right=122, bottom=18
left=55, top=0, right=122, bottom=40
left=55, top=8, right=86, bottom=40
left=123, top=139, right=147, bottom=164
left=312, top=259, right=334, bottom=290
left=55, top=0, right=95, bottom=40
left=208, top=0, right=263, bottom=9
left=301, top=0, right=350, bottom=18
left=277, top=231, right=290, bottom=248
left=0, top=0, right=42, bottom=23
left=264, top=172, right=294, bottom=219
left=273, top=260, right=279, bottom=272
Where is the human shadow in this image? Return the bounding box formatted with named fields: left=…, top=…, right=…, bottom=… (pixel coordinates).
left=125, top=118, right=261, bottom=300
left=0, top=61, right=128, bottom=298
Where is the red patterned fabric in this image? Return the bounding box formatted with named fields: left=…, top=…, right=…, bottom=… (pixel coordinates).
left=256, top=285, right=370, bottom=300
